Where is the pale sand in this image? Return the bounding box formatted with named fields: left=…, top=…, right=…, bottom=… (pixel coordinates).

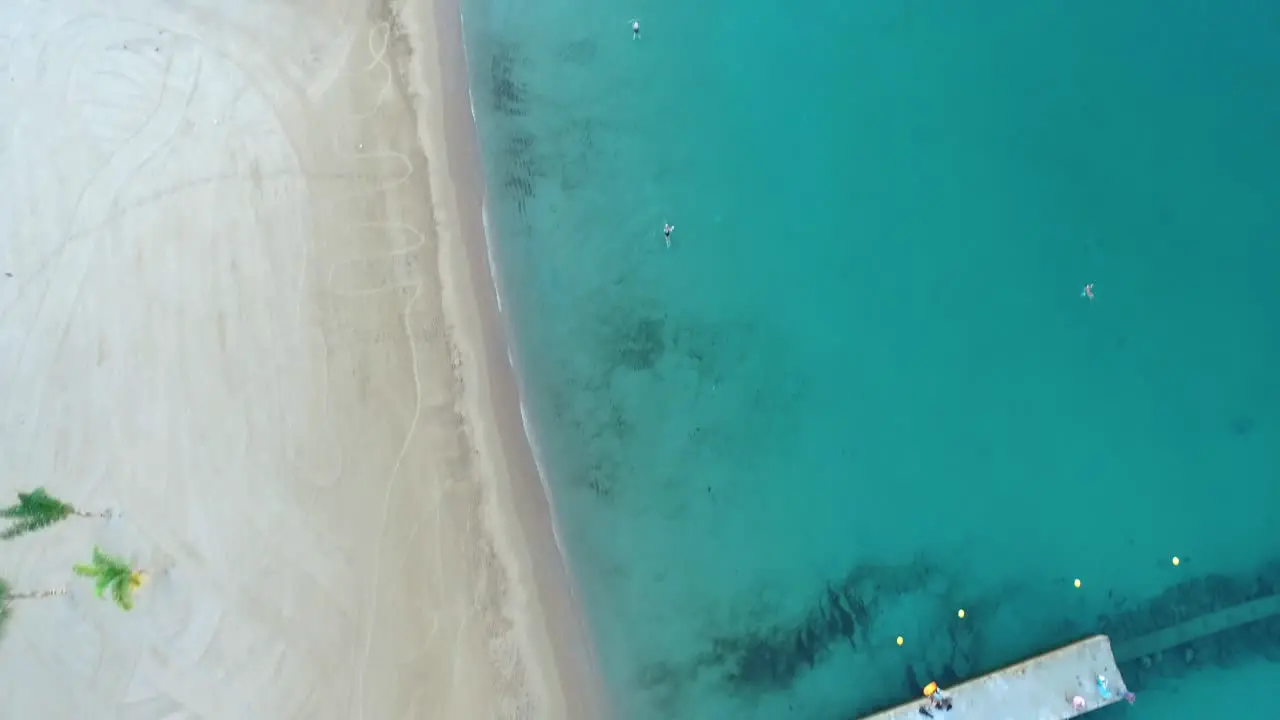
left=0, top=0, right=603, bottom=718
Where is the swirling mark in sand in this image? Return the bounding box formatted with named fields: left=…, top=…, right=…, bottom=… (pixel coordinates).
left=2, top=17, right=198, bottom=420
left=331, top=147, right=416, bottom=200
left=345, top=234, right=428, bottom=715
left=288, top=12, right=443, bottom=715
left=326, top=221, right=428, bottom=297
left=354, top=278, right=425, bottom=719
left=320, top=36, right=431, bottom=717
left=354, top=22, right=394, bottom=120
left=0, top=9, right=322, bottom=324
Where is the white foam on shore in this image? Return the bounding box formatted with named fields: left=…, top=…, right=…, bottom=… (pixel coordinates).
left=461, top=6, right=503, bottom=319
left=481, top=199, right=504, bottom=313
left=401, top=2, right=604, bottom=714
left=474, top=161, right=571, bottom=574
left=456, top=2, right=570, bottom=579
left=518, top=397, right=569, bottom=560
left=395, top=2, right=551, bottom=713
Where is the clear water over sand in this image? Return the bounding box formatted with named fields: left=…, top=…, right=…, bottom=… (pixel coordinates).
left=461, top=0, right=1280, bottom=716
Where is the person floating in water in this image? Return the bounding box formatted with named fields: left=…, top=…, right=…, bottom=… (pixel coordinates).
left=1082, top=282, right=1095, bottom=300
left=631, top=19, right=640, bottom=39
left=663, top=223, right=674, bottom=247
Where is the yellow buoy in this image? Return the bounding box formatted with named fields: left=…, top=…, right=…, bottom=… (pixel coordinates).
left=1172, top=556, right=1180, bottom=566
left=896, top=636, right=904, bottom=646
left=1073, top=578, right=1082, bottom=588
left=957, top=609, right=966, bottom=619
left=923, top=681, right=938, bottom=697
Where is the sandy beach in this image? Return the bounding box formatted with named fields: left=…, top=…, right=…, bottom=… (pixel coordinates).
left=0, top=0, right=601, bottom=717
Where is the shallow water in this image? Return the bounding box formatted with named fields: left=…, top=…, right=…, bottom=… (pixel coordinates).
left=459, top=0, right=1280, bottom=717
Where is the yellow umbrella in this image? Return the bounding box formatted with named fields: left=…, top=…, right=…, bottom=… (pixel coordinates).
left=923, top=682, right=938, bottom=697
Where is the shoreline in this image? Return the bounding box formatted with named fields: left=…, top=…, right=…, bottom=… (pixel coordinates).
left=401, top=0, right=610, bottom=716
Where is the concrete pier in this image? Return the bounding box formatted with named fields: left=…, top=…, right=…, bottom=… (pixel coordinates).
left=859, top=635, right=1130, bottom=720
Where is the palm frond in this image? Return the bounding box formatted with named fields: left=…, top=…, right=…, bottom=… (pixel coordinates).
left=0, top=517, right=57, bottom=540
left=111, top=577, right=134, bottom=611
left=94, top=574, right=112, bottom=599
left=0, top=489, right=76, bottom=539
left=93, top=547, right=130, bottom=575
left=75, top=546, right=143, bottom=611
left=5, top=489, right=72, bottom=518
left=0, top=578, right=11, bottom=640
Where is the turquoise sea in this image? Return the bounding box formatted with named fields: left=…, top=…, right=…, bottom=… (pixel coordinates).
left=459, top=0, right=1280, bottom=717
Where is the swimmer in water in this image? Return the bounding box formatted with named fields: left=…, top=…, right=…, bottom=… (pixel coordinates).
left=663, top=223, right=674, bottom=247
left=1082, top=283, right=1095, bottom=300
left=631, top=19, right=640, bottom=40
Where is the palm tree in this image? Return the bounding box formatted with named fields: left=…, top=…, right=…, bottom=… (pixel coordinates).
left=0, top=488, right=112, bottom=540
left=73, top=546, right=145, bottom=611
left=0, top=577, right=67, bottom=639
